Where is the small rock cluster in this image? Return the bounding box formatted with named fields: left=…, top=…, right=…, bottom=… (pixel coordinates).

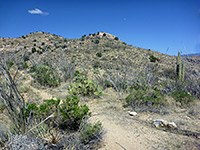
left=153, top=119, right=177, bottom=129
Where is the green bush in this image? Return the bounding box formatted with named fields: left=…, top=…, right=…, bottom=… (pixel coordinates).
left=114, top=37, right=119, bottom=40
left=0, top=100, right=5, bottom=113
left=171, top=91, right=196, bottom=105
left=25, top=99, right=60, bottom=120
left=80, top=121, right=102, bottom=144
left=149, top=55, right=160, bottom=62
left=96, top=52, right=102, bottom=57
left=59, top=96, right=90, bottom=130
left=25, top=103, right=39, bottom=118
left=39, top=99, right=60, bottom=118
left=6, top=61, right=14, bottom=70
left=25, top=96, right=90, bottom=130
left=68, top=71, right=103, bottom=96
left=93, top=61, right=101, bottom=69
left=29, top=65, right=37, bottom=72
left=23, top=55, right=30, bottom=62
left=32, top=47, right=36, bottom=53
left=37, top=51, right=43, bottom=55
left=32, top=65, right=60, bottom=87
left=125, top=89, right=166, bottom=107
left=21, top=35, right=26, bottom=39
left=18, top=62, right=28, bottom=70
left=94, top=40, right=99, bottom=44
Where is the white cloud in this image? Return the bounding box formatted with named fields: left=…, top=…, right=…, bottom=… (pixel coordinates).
left=28, top=8, right=49, bottom=15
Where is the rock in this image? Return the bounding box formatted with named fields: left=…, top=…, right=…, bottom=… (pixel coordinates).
left=153, top=119, right=165, bottom=128
left=185, top=116, right=191, bottom=120
left=147, top=118, right=153, bottom=123
left=153, top=119, right=177, bottom=129
left=167, top=122, right=177, bottom=129
left=128, top=111, right=137, bottom=116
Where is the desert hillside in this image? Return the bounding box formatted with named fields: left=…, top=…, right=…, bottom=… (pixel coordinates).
left=0, top=32, right=200, bottom=150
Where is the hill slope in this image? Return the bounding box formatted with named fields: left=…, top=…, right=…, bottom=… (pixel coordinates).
left=0, top=32, right=200, bottom=150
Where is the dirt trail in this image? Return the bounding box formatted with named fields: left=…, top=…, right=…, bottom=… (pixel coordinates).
left=24, top=79, right=52, bottom=100
left=30, top=86, right=52, bottom=100
left=86, top=88, right=200, bottom=150
left=87, top=99, right=155, bottom=150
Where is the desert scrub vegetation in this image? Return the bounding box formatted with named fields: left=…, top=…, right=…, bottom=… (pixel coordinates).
left=149, top=54, right=160, bottom=62
left=30, top=64, right=61, bottom=87
left=68, top=71, right=103, bottom=97
left=0, top=100, right=5, bottom=113
left=0, top=62, right=103, bottom=149
left=92, top=51, right=199, bottom=112
left=25, top=96, right=90, bottom=130
left=6, top=61, right=14, bottom=70
left=80, top=121, right=102, bottom=144
left=171, top=91, right=196, bottom=106
left=23, top=96, right=102, bottom=149
left=125, top=84, right=167, bottom=111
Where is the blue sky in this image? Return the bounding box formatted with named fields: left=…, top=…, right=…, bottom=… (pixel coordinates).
left=0, top=0, right=200, bottom=55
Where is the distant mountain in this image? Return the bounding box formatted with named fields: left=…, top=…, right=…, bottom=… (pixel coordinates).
left=181, top=53, right=200, bottom=57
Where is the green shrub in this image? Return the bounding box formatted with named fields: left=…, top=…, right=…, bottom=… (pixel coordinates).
left=0, top=100, right=5, bottom=113
left=171, top=91, right=196, bottom=105
left=114, top=37, right=119, bottom=40
left=6, top=61, right=14, bottom=70
left=29, top=65, right=37, bottom=72
left=23, top=55, right=30, bottom=62
left=96, top=52, right=102, bottom=57
left=59, top=96, right=90, bottom=130
left=68, top=71, right=103, bottom=96
left=37, top=51, right=43, bottom=55
left=125, top=89, right=166, bottom=107
left=25, top=103, right=39, bottom=118
left=25, top=96, right=90, bottom=130
left=94, top=40, right=99, bottom=44
left=18, top=62, right=28, bottom=69
left=80, top=121, right=102, bottom=144
left=149, top=55, right=159, bottom=62
left=39, top=99, right=60, bottom=118
left=21, top=35, right=26, bottom=39
left=32, top=47, right=36, bottom=53
left=93, top=61, right=101, bottom=69
left=32, top=65, right=60, bottom=87
left=103, top=80, right=113, bottom=88
left=25, top=99, right=60, bottom=119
